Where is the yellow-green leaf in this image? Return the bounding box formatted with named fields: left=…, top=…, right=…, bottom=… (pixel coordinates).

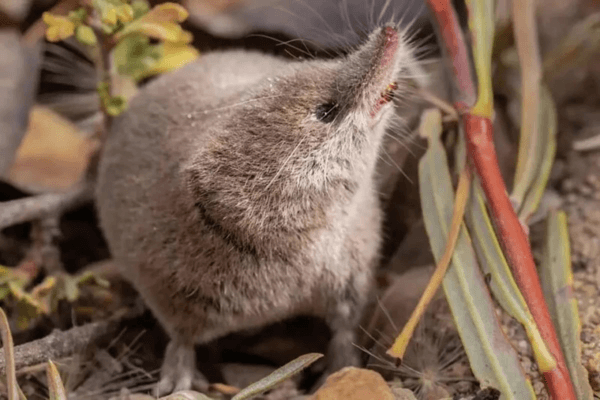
left=102, top=7, right=118, bottom=25
left=140, top=3, right=189, bottom=23
left=67, top=8, right=87, bottom=23
left=75, top=25, right=98, bottom=46
left=10, top=281, right=47, bottom=313
left=31, top=276, right=57, bottom=299
left=0, top=266, right=29, bottom=286
left=118, top=21, right=192, bottom=43
left=113, top=34, right=162, bottom=79
left=104, top=95, right=128, bottom=116
left=115, top=3, right=191, bottom=43
left=43, top=13, right=75, bottom=42
left=116, top=4, right=134, bottom=24
left=137, top=42, right=199, bottom=80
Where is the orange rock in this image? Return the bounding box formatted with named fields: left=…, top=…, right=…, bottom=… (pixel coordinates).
left=310, top=367, right=394, bottom=400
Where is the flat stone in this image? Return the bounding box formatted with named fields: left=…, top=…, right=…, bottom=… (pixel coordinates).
left=309, top=367, right=394, bottom=400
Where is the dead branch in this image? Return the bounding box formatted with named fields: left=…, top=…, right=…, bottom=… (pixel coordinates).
left=0, top=319, right=117, bottom=377
left=0, top=183, right=93, bottom=231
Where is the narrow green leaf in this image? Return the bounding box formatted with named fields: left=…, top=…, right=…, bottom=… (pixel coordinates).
left=231, top=353, right=323, bottom=400
left=47, top=360, right=67, bottom=400
left=540, top=211, right=594, bottom=400
left=419, top=109, right=536, bottom=399
left=516, top=85, right=557, bottom=222
left=466, top=180, right=555, bottom=372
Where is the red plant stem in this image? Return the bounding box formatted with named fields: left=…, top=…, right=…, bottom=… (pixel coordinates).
left=425, top=0, right=578, bottom=397
left=426, top=0, right=476, bottom=109
left=464, top=115, right=577, bottom=399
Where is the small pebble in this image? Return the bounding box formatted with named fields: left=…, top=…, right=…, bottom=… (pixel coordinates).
left=581, top=330, right=595, bottom=344
left=580, top=184, right=593, bottom=197
left=533, top=381, right=546, bottom=396
left=586, top=174, right=600, bottom=188
left=562, top=178, right=576, bottom=193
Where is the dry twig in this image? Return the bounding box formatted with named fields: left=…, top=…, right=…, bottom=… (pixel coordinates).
left=0, top=183, right=93, bottom=231
left=0, top=319, right=117, bottom=377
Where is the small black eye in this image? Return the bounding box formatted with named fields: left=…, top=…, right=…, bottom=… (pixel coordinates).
left=315, top=102, right=339, bottom=123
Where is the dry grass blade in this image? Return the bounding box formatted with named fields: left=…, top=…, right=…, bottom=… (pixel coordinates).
left=47, top=360, right=67, bottom=400
left=0, top=307, right=25, bottom=400
left=540, top=212, right=594, bottom=400
left=418, top=109, right=536, bottom=399
left=231, top=353, right=323, bottom=400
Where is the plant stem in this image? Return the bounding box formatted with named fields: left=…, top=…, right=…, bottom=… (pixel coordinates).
left=426, top=0, right=577, bottom=398
left=463, top=114, right=576, bottom=399
left=426, top=0, right=477, bottom=110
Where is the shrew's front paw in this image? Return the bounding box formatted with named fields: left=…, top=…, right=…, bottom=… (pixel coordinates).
left=155, top=340, right=208, bottom=396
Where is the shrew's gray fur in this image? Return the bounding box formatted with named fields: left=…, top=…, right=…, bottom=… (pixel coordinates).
left=96, top=25, right=417, bottom=394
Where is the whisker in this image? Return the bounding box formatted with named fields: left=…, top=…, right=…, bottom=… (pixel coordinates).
left=246, top=33, right=317, bottom=59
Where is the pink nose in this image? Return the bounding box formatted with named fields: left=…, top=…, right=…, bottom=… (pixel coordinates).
left=381, top=27, right=399, bottom=69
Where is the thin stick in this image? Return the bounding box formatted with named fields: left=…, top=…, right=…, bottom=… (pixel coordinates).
left=0, top=320, right=117, bottom=377
left=0, top=183, right=92, bottom=230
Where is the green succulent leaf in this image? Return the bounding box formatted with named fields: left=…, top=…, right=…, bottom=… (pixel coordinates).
left=113, top=33, right=162, bottom=79
left=418, top=109, right=536, bottom=399
left=75, top=25, right=98, bottom=46
left=541, top=211, right=594, bottom=400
